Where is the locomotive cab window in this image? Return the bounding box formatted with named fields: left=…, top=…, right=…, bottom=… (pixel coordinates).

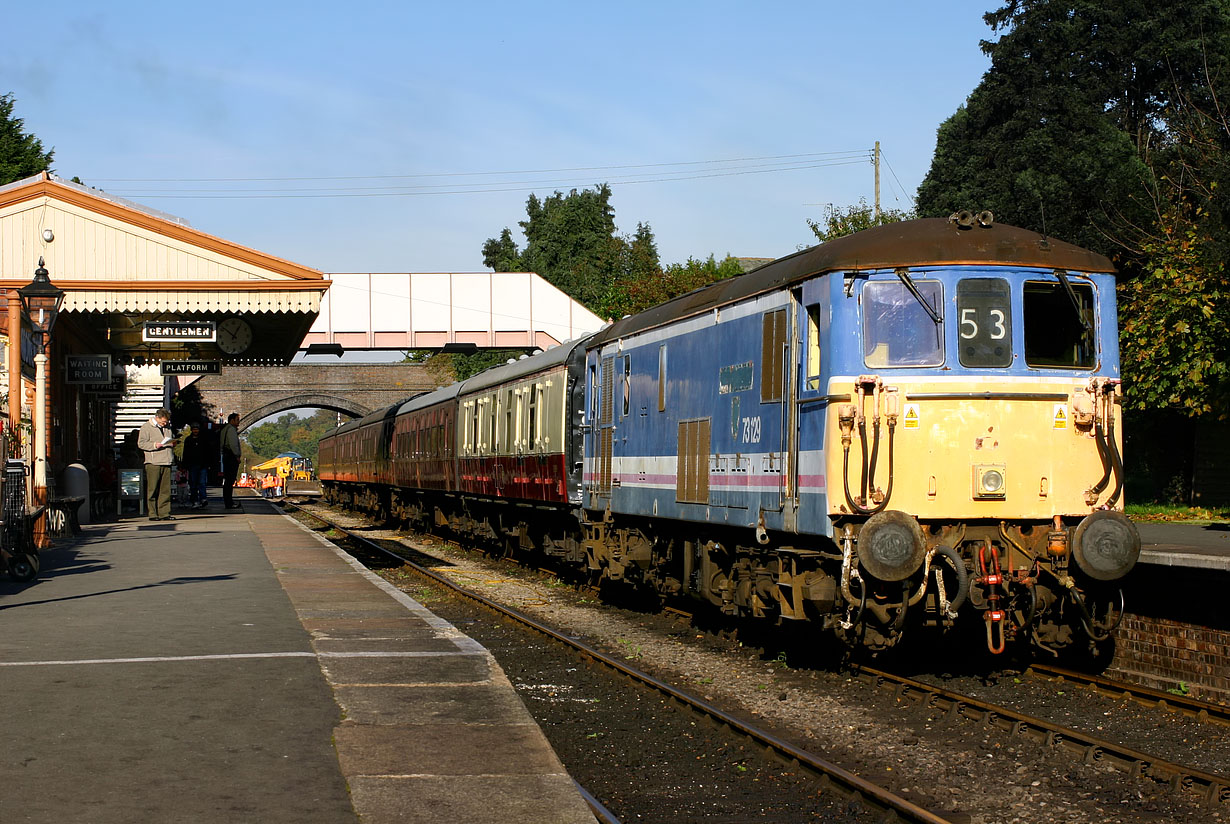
left=805, top=304, right=822, bottom=390
left=1023, top=279, right=1096, bottom=368
left=957, top=278, right=1012, bottom=367
left=862, top=280, right=944, bottom=367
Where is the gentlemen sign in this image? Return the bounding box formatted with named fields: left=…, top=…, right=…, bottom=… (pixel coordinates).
left=143, top=321, right=216, bottom=342
left=161, top=360, right=222, bottom=376
left=66, top=354, right=112, bottom=384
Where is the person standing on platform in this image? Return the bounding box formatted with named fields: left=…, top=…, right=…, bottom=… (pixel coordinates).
left=220, top=412, right=242, bottom=509
left=182, top=422, right=209, bottom=508
left=137, top=408, right=178, bottom=521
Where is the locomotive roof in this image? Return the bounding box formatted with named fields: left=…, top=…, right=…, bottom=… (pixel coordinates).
left=590, top=217, right=1115, bottom=346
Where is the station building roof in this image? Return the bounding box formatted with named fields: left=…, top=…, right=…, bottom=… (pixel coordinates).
left=0, top=173, right=330, bottom=364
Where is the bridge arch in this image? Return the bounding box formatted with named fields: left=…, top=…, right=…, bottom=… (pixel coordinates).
left=193, top=363, right=438, bottom=432
left=236, top=394, right=372, bottom=432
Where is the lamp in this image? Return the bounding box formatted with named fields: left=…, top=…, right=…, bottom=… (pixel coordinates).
left=19, top=256, right=65, bottom=352
left=19, top=257, right=65, bottom=495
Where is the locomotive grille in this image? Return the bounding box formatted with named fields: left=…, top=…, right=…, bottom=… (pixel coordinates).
left=677, top=418, right=711, bottom=503
left=761, top=309, right=787, bottom=403
left=598, top=428, right=613, bottom=495
left=600, top=356, right=614, bottom=426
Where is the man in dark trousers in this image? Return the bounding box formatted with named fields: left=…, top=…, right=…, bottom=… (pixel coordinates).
left=182, top=422, right=209, bottom=508
left=137, top=407, right=177, bottom=520
left=220, top=412, right=242, bottom=509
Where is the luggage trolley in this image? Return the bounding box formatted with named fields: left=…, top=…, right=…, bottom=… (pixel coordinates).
left=0, top=459, right=38, bottom=582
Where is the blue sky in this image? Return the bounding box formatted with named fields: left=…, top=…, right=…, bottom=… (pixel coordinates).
left=4, top=2, right=994, bottom=274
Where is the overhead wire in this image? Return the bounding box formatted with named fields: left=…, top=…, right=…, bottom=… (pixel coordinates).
left=94, top=151, right=875, bottom=200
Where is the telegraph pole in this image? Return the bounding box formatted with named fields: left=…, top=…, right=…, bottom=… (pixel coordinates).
left=874, top=141, right=881, bottom=221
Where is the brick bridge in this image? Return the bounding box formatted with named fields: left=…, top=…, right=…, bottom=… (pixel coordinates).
left=192, top=363, right=439, bottom=430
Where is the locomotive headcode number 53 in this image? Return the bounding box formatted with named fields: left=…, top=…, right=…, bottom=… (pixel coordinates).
left=959, top=307, right=1008, bottom=340
left=741, top=416, right=762, bottom=444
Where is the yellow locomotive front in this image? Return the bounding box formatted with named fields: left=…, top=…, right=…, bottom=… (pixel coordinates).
left=820, top=234, right=1138, bottom=657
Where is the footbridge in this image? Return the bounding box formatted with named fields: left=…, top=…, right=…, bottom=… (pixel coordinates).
left=184, top=272, right=606, bottom=428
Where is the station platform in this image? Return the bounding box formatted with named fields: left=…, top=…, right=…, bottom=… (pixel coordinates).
left=1137, top=521, right=1230, bottom=572
left=0, top=492, right=596, bottom=824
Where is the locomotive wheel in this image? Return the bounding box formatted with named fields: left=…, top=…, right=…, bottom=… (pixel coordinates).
left=7, top=553, right=39, bottom=582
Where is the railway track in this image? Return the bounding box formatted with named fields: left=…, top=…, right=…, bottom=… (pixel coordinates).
left=1025, top=663, right=1230, bottom=726
left=284, top=499, right=957, bottom=824
left=851, top=664, right=1230, bottom=807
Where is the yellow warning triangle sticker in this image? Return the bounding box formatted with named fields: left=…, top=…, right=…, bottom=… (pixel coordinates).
left=1053, top=406, right=1067, bottom=429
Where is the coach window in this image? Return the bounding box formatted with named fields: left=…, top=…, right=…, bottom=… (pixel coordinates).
left=658, top=345, right=667, bottom=411
left=589, top=364, right=598, bottom=424
left=621, top=355, right=631, bottom=417
left=957, top=278, right=1012, bottom=367
left=527, top=387, right=536, bottom=449
left=504, top=389, right=515, bottom=452
left=805, top=304, right=822, bottom=390
left=1024, top=277, right=1096, bottom=368
left=862, top=280, right=944, bottom=367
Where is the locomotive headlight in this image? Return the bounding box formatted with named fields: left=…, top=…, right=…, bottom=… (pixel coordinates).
left=857, top=510, right=926, bottom=582
left=1072, top=510, right=1141, bottom=581
left=973, top=464, right=1006, bottom=499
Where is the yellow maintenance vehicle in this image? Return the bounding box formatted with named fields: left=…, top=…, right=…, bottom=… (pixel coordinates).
left=250, top=452, right=315, bottom=481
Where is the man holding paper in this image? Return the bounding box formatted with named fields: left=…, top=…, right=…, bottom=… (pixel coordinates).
left=138, top=407, right=178, bottom=521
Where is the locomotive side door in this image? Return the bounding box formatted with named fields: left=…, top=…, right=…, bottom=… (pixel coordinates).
left=588, top=347, right=618, bottom=502
left=794, top=279, right=832, bottom=535
left=758, top=304, right=792, bottom=512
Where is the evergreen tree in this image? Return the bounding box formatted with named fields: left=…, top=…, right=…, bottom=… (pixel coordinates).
left=0, top=93, right=54, bottom=184
left=481, top=228, right=524, bottom=272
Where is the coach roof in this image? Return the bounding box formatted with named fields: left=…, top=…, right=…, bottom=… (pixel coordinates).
left=590, top=218, right=1116, bottom=347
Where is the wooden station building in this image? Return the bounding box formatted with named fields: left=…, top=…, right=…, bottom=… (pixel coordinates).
left=0, top=172, right=330, bottom=511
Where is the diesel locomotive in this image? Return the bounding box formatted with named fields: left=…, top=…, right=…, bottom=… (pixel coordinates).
left=318, top=214, right=1140, bottom=657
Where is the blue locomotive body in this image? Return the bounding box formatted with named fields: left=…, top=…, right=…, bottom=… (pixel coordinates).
left=321, top=216, right=1139, bottom=657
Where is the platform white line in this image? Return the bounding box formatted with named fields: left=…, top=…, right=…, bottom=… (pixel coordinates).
left=0, top=650, right=484, bottom=667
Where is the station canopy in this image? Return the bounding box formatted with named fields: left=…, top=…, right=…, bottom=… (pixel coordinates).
left=0, top=173, right=330, bottom=365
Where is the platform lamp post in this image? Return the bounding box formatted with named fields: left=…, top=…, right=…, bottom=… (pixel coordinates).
left=19, top=257, right=65, bottom=492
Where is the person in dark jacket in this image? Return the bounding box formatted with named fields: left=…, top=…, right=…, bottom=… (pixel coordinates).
left=220, top=412, right=242, bottom=509
left=181, top=422, right=209, bottom=508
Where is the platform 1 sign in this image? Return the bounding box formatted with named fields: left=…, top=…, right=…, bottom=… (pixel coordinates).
left=161, top=360, right=222, bottom=376
left=143, top=321, right=216, bottom=342
left=65, top=354, right=112, bottom=384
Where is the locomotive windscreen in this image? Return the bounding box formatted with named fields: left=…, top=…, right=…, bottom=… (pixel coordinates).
left=862, top=280, right=944, bottom=368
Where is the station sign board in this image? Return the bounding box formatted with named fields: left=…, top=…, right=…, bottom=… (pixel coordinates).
left=65, top=354, right=112, bottom=384
left=143, top=321, right=216, bottom=343
left=160, top=360, right=222, bottom=376
left=85, top=373, right=126, bottom=395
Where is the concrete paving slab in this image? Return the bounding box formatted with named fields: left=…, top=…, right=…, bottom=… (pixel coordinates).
left=347, top=775, right=595, bottom=824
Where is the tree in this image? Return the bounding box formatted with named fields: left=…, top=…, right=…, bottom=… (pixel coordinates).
left=807, top=199, right=914, bottom=244
left=482, top=184, right=657, bottom=311
left=0, top=93, right=54, bottom=185
left=481, top=228, right=524, bottom=272
left=244, top=410, right=343, bottom=465
left=1117, top=70, right=1230, bottom=419
left=603, top=254, right=743, bottom=319
left=916, top=1, right=1230, bottom=255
